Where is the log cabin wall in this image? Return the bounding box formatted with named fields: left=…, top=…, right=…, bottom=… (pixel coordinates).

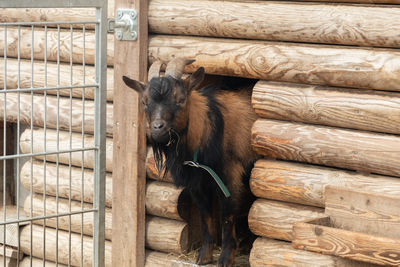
left=2, top=0, right=400, bottom=266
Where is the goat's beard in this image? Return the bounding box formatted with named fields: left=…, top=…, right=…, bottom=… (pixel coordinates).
left=152, top=128, right=181, bottom=179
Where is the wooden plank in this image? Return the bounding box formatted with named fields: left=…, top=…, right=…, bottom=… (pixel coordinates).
left=149, top=0, right=400, bottom=48
left=0, top=58, right=114, bottom=101
left=112, top=0, right=148, bottom=265
left=0, top=27, right=114, bottom=66
left=293, top=218, right=400, bottom=266
left=0, top=92, right=113, bottom=136
left=20, top=128, right=113, bottom=172
left=249, top=237, right=374, bottom=267
left=149, top=35, right=400, bottom=92
left=252, top=119, right=400, bottom=177
left=325, top=186, right=400, bottom=240
left=248, top=198, right=324, bottom=241
left=252, top=81, right=400, bottom=135
left=0, top=0, right=114, bottom=29
left=20, top=224, right=112, bottom=266
left=250, top=159, right=400, bottom=208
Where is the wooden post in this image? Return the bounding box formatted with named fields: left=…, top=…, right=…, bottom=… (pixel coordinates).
left=112, top=0, right=148, bottom=266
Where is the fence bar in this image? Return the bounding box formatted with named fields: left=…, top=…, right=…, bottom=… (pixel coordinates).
left=93, top=5, right=107, bottom=267
left=3, top=23, right=7, bottom=267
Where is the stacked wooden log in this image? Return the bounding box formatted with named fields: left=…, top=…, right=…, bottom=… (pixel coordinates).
left=0, top=2, right=200, bottom=265
left=2, top=0, right=400, bottom=266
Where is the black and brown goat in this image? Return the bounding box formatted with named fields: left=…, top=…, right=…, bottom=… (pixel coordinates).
left=123, top=58, right=259, bottom=266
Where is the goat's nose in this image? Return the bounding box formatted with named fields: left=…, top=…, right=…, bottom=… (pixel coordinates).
left=152, top=121, right=164, bottom=130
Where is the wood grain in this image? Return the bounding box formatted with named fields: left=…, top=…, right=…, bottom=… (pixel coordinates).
left=112, top=0, right=148, bottom=265
left=20, top=160, right=113, bottom=207
left=0, top=27, right=114, bottom=66
left=0, top=92, right=113, bottom=136
left=20, top=224, right=112, bottom=266
left=293, top=218, right=400, bottom=266
left=0, top=0, right=114, bottom=29
left=252, top=81, right=400, bottom=135
left=149, top=0, right=400, bottom=48
left=146, top=180, right=186, bottom=221
left=0, top=58, right=114, bottom=101
left=325, top=186, right=400, bottom=240
left=250, top=237, right=375, bottom=267
left=19, top=128, right=113, bottom=172
left=149, top=35, right=400, bottom=92
left=252, top=119, right=400, bottom=177
left=19, top=257, right=67, bottom=267
left=23, top=193, right=113, bottom=240
left=248, top=198, right=323, bottom=241
left=250, top=159, right=400, bottom=208
left=145, top=216, right=189, bottom=254
left=145, top=250, right=180, bottom=267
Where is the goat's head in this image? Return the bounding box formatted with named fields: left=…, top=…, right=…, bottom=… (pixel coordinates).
left=122, top=58, right=205, bottom=145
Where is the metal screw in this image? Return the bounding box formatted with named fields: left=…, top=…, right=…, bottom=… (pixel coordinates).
left=130, top=10, right=137, bottom=19
left=117, top=10, right=123, bottom=19
left=116, top=30, right=123, bottom=41
left=131, top=31, right=137, bottom=40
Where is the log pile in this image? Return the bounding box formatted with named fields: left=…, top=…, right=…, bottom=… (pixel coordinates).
left=1, top=0, right=400, bottom=265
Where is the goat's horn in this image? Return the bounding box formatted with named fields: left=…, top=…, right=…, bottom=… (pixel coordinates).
left=147, top=61, right=164, bottom=82
left=165, top=58, right=195, bottom=80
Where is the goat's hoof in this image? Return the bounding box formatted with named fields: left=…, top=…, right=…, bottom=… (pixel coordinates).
left=196, top=245, right=214, bottom=265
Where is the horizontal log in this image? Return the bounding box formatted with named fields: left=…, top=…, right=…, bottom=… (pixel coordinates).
left=0, top=0, right=114, bottom=29
left=0, top=27, right=114, bottom=66
left=19, top=257, right=67, bottom=267
left=252, top=81, right=400, bottom=135
left=145, top=250, right=180, bottom=267
left=249, top=237, right=376, bottom=267
left=252, top=119, right=400, bottom=177
left=248, top=198, right=323, bottom=241
left=24, top=194, right=189, bottom=253
left=149, top=35, right=400, bottom=91
left=0, top=58, right=114, bottom=101
left=0, top=92, right=113, bottom=136
left=20, top=128, right=113, bottom=172
left=250, top=159, right=400, bottom=208
left=145, top=216, right=189, bottom=254
left=149, top=0, right=400, bottom=48
left=20, top=160, right=112, bottom=207
left=20, top=224, right=112, bottom=266
left=146, top=180, right=188, bottom=221
left=24, top=193, right=112, bottom=240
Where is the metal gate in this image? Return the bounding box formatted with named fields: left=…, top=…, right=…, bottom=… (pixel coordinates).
left=0, top=0, right=107, bottom=266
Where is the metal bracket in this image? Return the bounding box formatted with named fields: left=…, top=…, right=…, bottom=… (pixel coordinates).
left=108, top=9, right=138, bottom=41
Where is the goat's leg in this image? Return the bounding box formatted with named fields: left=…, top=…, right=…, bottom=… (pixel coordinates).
left=217, top=199, right=237, bottom=267
left=190, top=189, right=215, bottom=265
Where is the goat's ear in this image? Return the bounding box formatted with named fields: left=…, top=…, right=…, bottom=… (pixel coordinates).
left=187, top=67, right=205, bottom=92
left=122, top=76, right=145, bottom=94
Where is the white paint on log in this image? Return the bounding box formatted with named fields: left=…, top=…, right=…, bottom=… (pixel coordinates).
left=252, top=81, right=400, bottom=135
left=149, top=35, right=400, bottom=91
left=20, top=128, right=113, bottom=172
left=252, top=119, right=400, bottom=177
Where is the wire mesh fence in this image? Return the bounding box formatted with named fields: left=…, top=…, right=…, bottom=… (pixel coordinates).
left=0, top=1, right=107, bottom=266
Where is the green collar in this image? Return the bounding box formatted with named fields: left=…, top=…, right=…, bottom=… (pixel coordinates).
left=183, top=147, right=231, bottom=198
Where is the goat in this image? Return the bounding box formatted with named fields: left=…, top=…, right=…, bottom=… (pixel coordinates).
left=123, top=58, right=259, bottom=266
